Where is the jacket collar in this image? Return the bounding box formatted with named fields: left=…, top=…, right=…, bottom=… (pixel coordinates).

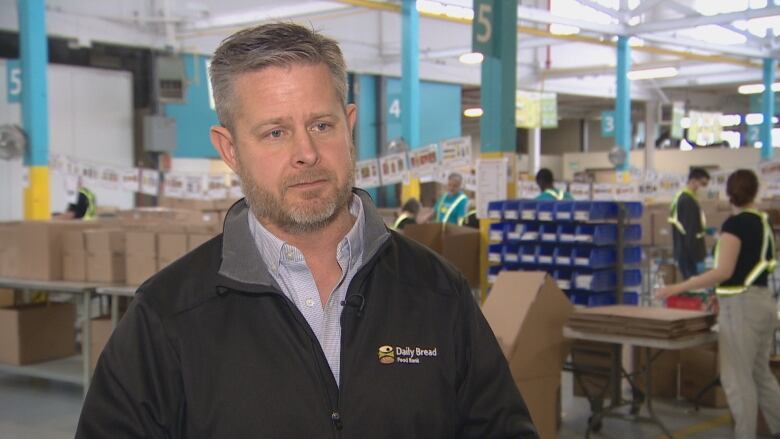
left=217, top=188, right=390, bottom=289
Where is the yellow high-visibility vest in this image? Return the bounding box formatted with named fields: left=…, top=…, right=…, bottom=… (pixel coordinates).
left=392, top=213, right=411, bottom=230
left=440, top=193, right=468, bottom=226
left=544, top=188, right=565, bottom=201
left=714, top=209, right=777, bottom=296
left=458, top=208, right=477, bottom=226
left=80, top=188, right=97, bottom=220
left=668, top=188, right=706, bottom=238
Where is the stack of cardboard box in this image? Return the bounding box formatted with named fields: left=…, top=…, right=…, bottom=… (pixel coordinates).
left=62, top=229, right=89, bottom=282
left=402, top=223, right=480, bottom=288
left=125, top=230, right=158, bottom=285
left=158, top=233, right=189, bottom=270
left=85, top=229, right=126, bottom=283
left=482, top=272, right=573, bottom=439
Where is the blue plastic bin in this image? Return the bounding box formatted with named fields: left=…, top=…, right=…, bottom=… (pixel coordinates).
left=502, top=244, right=520, bottom=264
left=537, top=245, right=556, bottom=266
left=488, top=244, right=503, bottom=264
left=540, top=224, right=558, bottom=242
left=519, top=223, right=541, bottom=242
left=519, top=245, right=537, bottom=264
left=573, top=201, right=643, bottom=222
left=487, top=201, right=505, bottom=220
left=574, top=269, right=642, bottom=292
left=503, top=200, right=522, bottom=221
left=537, top=202, right=556, bottom=221
left=554, top=201, right=575, bottom=221
left=574, top=224, right=641, bottom=245
left=558, top=224, right=577, bottom=243
left=487, top=265, right=502, bottom=284
left=519, top=201, right=538, bottom=221
left=489, top=222, right=511, bottom=243
left=506, top=223, right=523, bottom=242
left=554, top=247, right=573, bottom=266
left=554, top=269, right=574, bottom=291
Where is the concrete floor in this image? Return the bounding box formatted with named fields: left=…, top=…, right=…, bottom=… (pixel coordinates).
left=0, top=369, right=754, bottom=439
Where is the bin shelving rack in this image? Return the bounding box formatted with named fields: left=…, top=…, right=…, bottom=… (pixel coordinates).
left=487, top=200, right=643, bottom=307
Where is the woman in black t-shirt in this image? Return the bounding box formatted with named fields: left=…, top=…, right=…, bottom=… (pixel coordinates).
left=658, top=169, right=780, bottom=438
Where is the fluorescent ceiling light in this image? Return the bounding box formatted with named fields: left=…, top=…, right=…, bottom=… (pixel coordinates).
left=737, top=83, right=780, bottom=94
left=549, top=23, right=580, bottom=35
left=458, top=52, right=484, bottom=65
left=463, top=108, right=483, bottom=118
left=628, top=36, right=644, bottom=47
left=627, top=67, right=678, bottom=80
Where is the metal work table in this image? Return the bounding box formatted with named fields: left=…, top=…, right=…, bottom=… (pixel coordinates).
left=0, top=277, right=113, bottom=396
left=564, top=326, right=718, bottom=439
left=95, top=285, right=137, bottom=328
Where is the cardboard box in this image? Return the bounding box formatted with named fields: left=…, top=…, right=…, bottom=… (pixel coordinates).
left=90, top=317, right=114, bottom=371
left=482, top=272, right=573, bottom=438
left=680, top=343, right=728, bottom=408
left=0, top=302, right=76, bottom=365
left=632, top=348, right=680, bottom=398
left=657, top=263, right=678, bottom=285
left=85, top=229, right=126, bottom=254
left=0, top=223, right=21, bottom=277
left=16, top=221, right=94, bottom=281
left=125, top=230, right=157, bottom=256
left=187, top=233, right=213, bottom=251
left=652, top=212, right=673, bottom=248
left=0, top=288, right=14, bottom=307
left=571, top=340, right=615, bottom=398
left=402, top=223, right=480, bottom=287
left=158, top=233, right=188, bottom=269
left=482, top=272, right=574, bottom=380
left=86, top=253, right=126, bottom=283
left=63, top=251, right=87, bottom=282
left=125, top=255, right=157, bottom=286
left=637, top=210, right=653, bottom=246
left=515, top=375, right=560, bottom=439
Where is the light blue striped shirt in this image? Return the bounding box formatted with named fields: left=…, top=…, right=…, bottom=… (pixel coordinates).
left=248, top=195, right=365, bottom=386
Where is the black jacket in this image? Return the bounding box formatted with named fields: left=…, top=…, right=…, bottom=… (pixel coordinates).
left=672, top=191, right=706, bottom=262
left=76, top=191, right=537, bottom=438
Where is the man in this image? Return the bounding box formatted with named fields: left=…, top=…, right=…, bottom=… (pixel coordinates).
left=534, top=168, right=572, bottom=201
left=393, top=197, right=420, bottom=230
left=669, top=168, right=710, bottom=280
left=62, top=180, right=96, bottom=220
left=435, top=172, right=469, bottom=225
left=76, top=23, right=536, bottom=438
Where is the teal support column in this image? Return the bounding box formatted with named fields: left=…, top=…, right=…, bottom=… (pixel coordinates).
left=18, top=0, right=51, bottom=219
left=401, top=0, right=420, bottom=149
left=478, top=0, right=517, bottom=154
left=615, top=35, right=631, bottom=171
left=761, top=57, right=775, bottom=161
left=355, top=74, right=379, bottom=200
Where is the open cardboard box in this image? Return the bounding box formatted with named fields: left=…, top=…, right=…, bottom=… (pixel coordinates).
left=0, top=302, right=76, bottom=365
left=401, top=223, right=480, bottom=287
left=481, top=271, right=574, bottom=438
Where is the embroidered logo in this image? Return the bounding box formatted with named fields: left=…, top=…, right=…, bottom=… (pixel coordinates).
left=378, top=345, right=438, bottom=365
left=378, top=345, right=395, bottom=364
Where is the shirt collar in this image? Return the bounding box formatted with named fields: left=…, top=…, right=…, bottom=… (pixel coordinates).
left=248, top=194, right=365, bottom=273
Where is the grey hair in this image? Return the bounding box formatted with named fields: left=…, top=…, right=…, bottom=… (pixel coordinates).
left=448, top=172, right=463, bottom=183
left=209, top=22, right=348, bottom=131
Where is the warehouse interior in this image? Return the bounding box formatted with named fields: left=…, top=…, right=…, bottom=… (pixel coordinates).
left=1, top=0, right=780, bottom=438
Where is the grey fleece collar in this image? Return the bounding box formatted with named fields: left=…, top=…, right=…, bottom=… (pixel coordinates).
left=218, top=189, right=390, bottom=287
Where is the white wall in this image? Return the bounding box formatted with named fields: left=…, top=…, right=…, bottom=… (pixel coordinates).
left=0, top=61, right=134, bottom=220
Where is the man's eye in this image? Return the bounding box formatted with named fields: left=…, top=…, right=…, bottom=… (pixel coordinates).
left=314, top=122, right=330, bottom=132
left=269, top=129, right=283, bottom=138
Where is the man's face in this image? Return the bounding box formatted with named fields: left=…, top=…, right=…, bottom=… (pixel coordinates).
left=692, top=177, right=709, bottom=192
left=211, top=63, right=357, bottom=233
left=447, top=177, right=461, bottom=195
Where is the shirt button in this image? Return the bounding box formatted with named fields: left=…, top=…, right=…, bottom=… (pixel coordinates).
left=286, top=250, right=294, bottom=259
left=305, top=298, right=315, bottom=307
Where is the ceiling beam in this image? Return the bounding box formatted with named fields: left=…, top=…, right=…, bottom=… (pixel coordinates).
left=629, top=0, right=666, bottom=19
left=572, top=0, right=622, bottom=21
left=663, top=1, right=767, bottom=47
left=179, top=2, right=352, bottom=33
left=640, top=33, right=767, bottom=58
left=631, top=5, right=780, bottom=35
left=516, top=5, right=624, bottom=35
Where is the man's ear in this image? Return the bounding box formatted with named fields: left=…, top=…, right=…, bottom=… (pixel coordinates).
left=346, top=103, right=357, bottom=134
left=210, top=126, right=239, bottom=173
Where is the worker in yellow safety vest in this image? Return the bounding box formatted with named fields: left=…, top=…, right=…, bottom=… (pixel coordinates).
left=435, top=172, right=469, bottom=225
left=657, top=169, right=780, bottom=439
left=534, top=168, right=572, bottom=201
left=64, top=182, right=97, bottom=220
left=393, top=198, right=421, bottom=230
left=668, top=168, right=710, bottom=279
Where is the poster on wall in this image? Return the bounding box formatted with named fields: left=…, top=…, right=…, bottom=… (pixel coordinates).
left=98, top=166, right=121, bottom=190
left=476, top=158, right=508, bottom=219
left=121, top=168, right=140, bottom=193
left=80, top=163, right=100, bottom=188
left=440, top=137, right=472, bottom=169
left=758, top=160, right=780, bottom=181
left=517, top=180, right=539, bottom=199
left=163, top=173, right=185, bottom=198
left=139, top=169, right=160, bottom=196
left=206, top=174, right=228, bottom=199
left=355, top=159, right=381, bottom=189
left=615, top=183, right=640, bottom=201
left=378, top=152, right=408, bottom=185
left=182, top=175, right=206, bottom=199
left=762, top=180, right=780, bottom=198
left=227, top=173, right=243, bottom=198
left=408, top=143, right=439, bottom=178
left=592, top=183, right=617, bottom=200
left=569, top=182, right=590, bottom=200
left=656, top=173, right=685, bottom=198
